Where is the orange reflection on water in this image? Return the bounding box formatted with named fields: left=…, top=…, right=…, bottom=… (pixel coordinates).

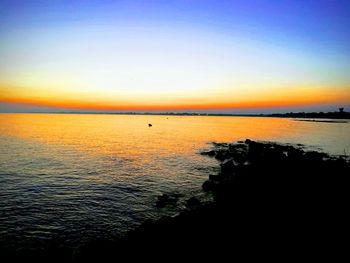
left=0, top=113, right=349, bottom=158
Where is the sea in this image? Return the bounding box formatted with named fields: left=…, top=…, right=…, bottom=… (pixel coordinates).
left=0, top=113, right=349, bottom=250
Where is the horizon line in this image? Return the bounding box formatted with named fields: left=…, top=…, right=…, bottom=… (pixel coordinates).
left=0, top=109, right=348, bottom=116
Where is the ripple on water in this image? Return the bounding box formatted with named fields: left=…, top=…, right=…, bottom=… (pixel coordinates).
left=0, top=114, right=349, bottom=250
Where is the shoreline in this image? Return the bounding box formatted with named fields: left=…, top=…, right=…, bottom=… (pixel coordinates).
left=3, top=139, right=349, bottom=261
left=79, top=139, right=349, bottom=260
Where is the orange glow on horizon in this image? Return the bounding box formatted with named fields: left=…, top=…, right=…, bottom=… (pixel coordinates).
left=1, top=84, right=349, bottom=111
left=1, top=94, right=348, bottom=111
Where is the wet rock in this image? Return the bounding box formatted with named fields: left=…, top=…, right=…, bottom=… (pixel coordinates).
left=186, top=197, right=201, bottom=210
left=200, top=150, right=216, bottom=157
left=229, top=145, right=248, bottom=163
left=212, top=142, right=229, bottom=148
left=245, top=139, right=252, bottom=144
left=287, top=147, right=304, bottom=161
left=303, top=151, right=329, bottom=163
left=247, top=141, right=264, bottom=161
left=233, top=153, right=248, bottom=164
left=202, top=180, right=217, bottom=192
left=215, top=150, right=231, bottom=161
left=229, top=143, right=247, bottom=150
left=264, top=147, right=285, bottom=162
left=220, top=159, right=235, bottom=176
left=156, top=193, right=180, bottom=208
left=209, top=174, right=222, bottom=181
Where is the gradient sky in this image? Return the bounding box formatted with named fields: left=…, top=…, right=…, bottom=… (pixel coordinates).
left=0, top=0, right=350, bottom=113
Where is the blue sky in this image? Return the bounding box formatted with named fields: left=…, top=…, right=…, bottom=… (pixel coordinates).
left=0, top=0, right=349, bottom=113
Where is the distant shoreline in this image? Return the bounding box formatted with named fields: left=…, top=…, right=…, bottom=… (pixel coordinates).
left=295, top=119, right=349, bottom=123
left=1, top=110, right=349, bottom=119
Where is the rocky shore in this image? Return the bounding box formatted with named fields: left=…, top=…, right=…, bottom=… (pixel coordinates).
left=6, top=139, right=349, bottom=261
left=75, top=139, right=349, bottom=260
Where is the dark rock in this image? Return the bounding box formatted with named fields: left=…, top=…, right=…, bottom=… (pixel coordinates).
left=202, top=180, right=216, bottom=192
left=200, top=150, right=216, bottom=157
left=215, top=150, right=231, bottom=161
left=247, top=141, right=264, bottom=161
left=212, top=142, right=229, bottom=148
left=220, top=159, right=235, bottom=176
left=303, top=151, right=328, bottom=163
left=229, top=143, right=247, bottom=150
left=245, top=139, right=252, bottom=144
left=229, top=144, right=248, bottom=163
left=264, top=147, right=285, bottom=162
left=209, top=174, right=222, bottom=181
left=186, top=197, right=201, bottom=210
left=287, top=147, right=304, bottom=161
left=156, top=193, right=179, bottom=208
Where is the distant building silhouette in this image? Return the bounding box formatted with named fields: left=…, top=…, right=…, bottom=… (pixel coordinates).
left=339, top=107, right=344, bottom=113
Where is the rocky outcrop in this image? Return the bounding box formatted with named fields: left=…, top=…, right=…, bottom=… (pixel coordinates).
left=103, top=139, right=348, bottom=258
left=155, top=193, right=181, bottom=207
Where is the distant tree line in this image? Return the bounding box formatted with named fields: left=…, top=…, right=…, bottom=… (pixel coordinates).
left=264, top=108, right=349, bottom=119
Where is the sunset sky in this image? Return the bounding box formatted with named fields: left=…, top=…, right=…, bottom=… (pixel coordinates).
left=0, top=0, right=349, bottom=113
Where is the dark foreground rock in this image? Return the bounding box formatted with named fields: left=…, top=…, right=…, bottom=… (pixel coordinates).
left=76, top=140, right=349, bottom=260
left=4, top=140, right=349, bottom=261
left=155, top=193, right=181, bottom=207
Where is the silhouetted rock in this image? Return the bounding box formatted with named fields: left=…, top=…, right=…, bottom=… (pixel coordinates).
left=202, top=180, right=216, bottom=192
left=156, top=193, right=180, bottom=207
left=200, top=150, right=216, bottom=156
left=220, top=159, right=235, bottom=177
left=135, top=139, right=348, bottom=258
left=212, top=142, right=229, bottom=147
left=215, top=150, right=231, bottom=161
left=186, top=197, right=201, bottom=210
left=209, top=173, right=222, bottom=181
left=244, top=139, right=252, bottom=145
left=287, top=147, right=304, bottom=161
left=303, top=151, right=328, bottom=162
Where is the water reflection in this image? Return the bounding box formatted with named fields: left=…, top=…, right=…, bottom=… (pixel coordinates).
left=0, top=113, right=349, bottom=250
left=0, top=114, right=349, bottom=156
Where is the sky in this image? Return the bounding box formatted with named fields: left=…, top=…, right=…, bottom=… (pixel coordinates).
left=0, top=0, right=349, bottom=113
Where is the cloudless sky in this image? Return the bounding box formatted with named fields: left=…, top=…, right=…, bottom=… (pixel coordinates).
left=0, top=0, right=349, bottom=113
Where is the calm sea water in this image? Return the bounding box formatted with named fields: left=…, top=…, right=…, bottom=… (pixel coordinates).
left=0, top=114, right=349, bottom=250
